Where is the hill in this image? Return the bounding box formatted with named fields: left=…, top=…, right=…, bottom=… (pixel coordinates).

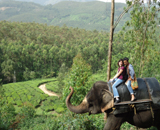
left=14, top=0, right=95, bottom=5
left=14, top=0, right=48, bottom=5
left=0, top=0, right=129, bottom=31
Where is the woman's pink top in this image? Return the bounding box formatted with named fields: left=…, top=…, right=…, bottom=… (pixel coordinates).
left=118, top=66, right=126, bottom=80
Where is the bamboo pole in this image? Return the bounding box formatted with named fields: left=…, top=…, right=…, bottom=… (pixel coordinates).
left=107, top=0, right=115, bottom=81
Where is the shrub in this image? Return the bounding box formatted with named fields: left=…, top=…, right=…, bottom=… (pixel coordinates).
left=17, top=100, right=23, bottom=107
left=54, top=111, right=104, bottom=130
left=55, top=106, right=65, bottom=113
left=18, top=102, right=36, bottom=118
left=23, top=68, right=30, bottom=80
left=40, top=97, right=56, bottom=112
left=40, top=96, right=65, bottom=112
left=17, top=115, right=60, bottom=130
left=0, top=103, right=16, bottom=130
left=63, top=54, right=92, bottom=106
left=30, top=71, right=36, bottom=79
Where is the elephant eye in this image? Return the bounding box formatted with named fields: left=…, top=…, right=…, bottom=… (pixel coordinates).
left=89, top=103, right=93, bottom=107
left=89, top=101, right=94, bottom=107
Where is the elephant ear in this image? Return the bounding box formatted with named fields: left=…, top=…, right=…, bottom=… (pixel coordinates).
left=101, top=89, right=114, bottom=113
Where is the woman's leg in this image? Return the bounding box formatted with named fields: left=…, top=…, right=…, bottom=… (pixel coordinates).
left=112, top=78, right=124, bottom=98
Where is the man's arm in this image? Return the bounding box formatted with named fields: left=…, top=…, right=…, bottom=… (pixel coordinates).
left=129, top=64, right=135, bottom=80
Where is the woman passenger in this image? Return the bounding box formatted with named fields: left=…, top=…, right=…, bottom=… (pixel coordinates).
left=110, top=59, right=126, bottom=103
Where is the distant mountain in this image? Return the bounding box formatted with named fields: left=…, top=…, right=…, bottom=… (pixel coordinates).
left=0, top=0, right=129, bottom=31
left=44, top=0, right=95, bottom=5
left=14, top=0, right=101, bottom=5
left=14, top=0, right=47, bottom=5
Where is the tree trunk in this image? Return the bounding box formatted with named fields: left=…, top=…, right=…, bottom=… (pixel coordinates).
left=107, top=0, right=115, bottom=81
left=13, top=70, right=16, bottom=83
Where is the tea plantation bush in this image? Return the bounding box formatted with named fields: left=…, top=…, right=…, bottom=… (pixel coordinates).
left=2, top=78, right=56, bottom=107
left=40, top=96, right=65, bottom=113
left=1, top=78, right=65, bottom=115
left=46, top=81, right=61, bottom=94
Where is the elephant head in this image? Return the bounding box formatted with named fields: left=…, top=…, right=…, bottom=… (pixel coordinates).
left=66, top=81, right=114, bottom=114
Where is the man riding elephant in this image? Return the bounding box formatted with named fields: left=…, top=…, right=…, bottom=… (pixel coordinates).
left=123, top=57, right=136, bottom=102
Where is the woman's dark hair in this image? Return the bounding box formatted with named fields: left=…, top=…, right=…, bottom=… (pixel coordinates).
left=117, top=59, right=124, bottom=67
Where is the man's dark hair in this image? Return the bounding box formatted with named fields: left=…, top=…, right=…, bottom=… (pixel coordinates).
left=123, top=57, right=129, bottom=61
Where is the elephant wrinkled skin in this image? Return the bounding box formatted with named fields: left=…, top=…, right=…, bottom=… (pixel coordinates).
left=66, top=81, right=160, bottom=130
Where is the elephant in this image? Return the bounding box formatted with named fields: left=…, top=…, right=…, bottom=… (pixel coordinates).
left=66, top=80, right=160, bottom=130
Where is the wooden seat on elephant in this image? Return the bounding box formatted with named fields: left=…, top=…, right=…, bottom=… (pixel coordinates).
left=114, top=99, right=152, bottom=106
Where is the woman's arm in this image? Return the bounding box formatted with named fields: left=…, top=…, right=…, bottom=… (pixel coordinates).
left=113, top=69, right=123, bottom=80
left=110, top=70, right=118, bottom=81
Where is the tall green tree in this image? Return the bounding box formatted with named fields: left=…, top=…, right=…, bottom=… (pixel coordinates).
left=119, top=0, right=160, bottom=77
left=63, top=54, right=92, bottom=105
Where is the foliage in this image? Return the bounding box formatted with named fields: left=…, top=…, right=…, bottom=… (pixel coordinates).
left=16, top=115, right=59, bottom=130
left=1, top=19, right=158, bottom=84
left=16, top=110, right=105, bottom=130
left=117, top=0, right=160, bottom=78
left=101, top=0, right=160, bottom=80
left=0, top=21, right=109, bottom=83
left=57, top=63, right=68, bottom=93
left=40, top=96, right=65, bottom=113
left=0, top=101, right=16, bottom=130
left=120, top=122, right=136, bottom=130
left=57, top=112, right=104, bottom=130
left=18, top=102, right=36, bottom=118
left=63, top=54, right=92, bottom=105
left=0, top=85, right=14, bottom=130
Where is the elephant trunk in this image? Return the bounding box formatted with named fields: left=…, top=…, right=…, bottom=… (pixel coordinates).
left=66, top=86, right=89, bottom=114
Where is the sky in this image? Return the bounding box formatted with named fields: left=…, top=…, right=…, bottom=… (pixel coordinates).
left=98, top=0, right=155, bottom=3
left=98, top=0, right=126, bottom=3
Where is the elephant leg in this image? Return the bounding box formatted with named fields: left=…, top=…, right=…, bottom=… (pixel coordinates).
left=153, top=110, right=160, bottom=129
left=103, top=114, right=124, bottom=130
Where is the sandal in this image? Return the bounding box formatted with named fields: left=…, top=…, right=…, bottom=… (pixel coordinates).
left=131, top=97, right=136, bottom=102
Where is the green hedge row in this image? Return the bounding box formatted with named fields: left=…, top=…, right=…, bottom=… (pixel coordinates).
left=40, top=96, right=65, bottom=113
left=2, top=79, right=56, bottom=107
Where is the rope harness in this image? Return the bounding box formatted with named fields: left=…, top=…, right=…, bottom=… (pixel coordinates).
left=143, top=78, right=155, bottom=125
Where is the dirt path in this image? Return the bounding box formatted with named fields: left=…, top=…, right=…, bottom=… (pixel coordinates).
left=39, top=84, right=59, bottom=97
